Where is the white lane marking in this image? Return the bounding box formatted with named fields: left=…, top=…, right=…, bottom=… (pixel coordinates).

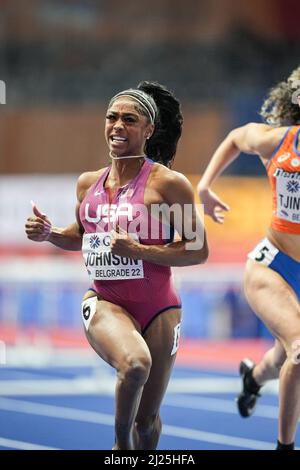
left=0, top=397, right=114, bottom=425
left=0, top=397, right=275, bottom=450
left=0, top=377, right=115, bottom=396
left=0, top=377, right=279, bottom=396
left=162, top=424, right=275, bottom=450
left=164, top=395, right=278, bottom=419
left=0, top=436, right=58, bottom=450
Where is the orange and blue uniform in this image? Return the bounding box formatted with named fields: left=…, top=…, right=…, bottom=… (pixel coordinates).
left=248, top=126, right=300, bottom=301
left=267, top=125, right=300, bottom=233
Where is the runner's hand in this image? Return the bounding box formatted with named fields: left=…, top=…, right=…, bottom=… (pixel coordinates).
left=25, top=201, right=52, bottom=242
left=110, top=226, right=140, bottom=258
left=198, top=187, right=230, bottom=224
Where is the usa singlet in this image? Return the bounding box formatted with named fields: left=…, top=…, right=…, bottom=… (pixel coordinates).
left=79, top=158, right=181, bottom=332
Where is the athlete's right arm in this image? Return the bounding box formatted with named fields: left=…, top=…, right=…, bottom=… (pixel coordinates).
left=46, top=201, right=83, bottom=251
left=197, top=123, right=285, bottom=223
left=25, top=172, right=96, bottom=251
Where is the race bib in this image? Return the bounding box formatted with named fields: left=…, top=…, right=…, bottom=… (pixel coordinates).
left=275, top=172, right=300, bottom=224
left=81, top=296, right=97, bottom=331
left=248, top=238, right=279, bottom=266
left=82, top=232, right=144, bottom=280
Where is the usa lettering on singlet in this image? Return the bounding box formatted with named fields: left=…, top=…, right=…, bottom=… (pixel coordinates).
left=82, top=232, right=144, bottom=280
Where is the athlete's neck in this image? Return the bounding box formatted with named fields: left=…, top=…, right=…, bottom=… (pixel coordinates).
left=109, top=154, right=145, bottom=187
left=109, top=151, right=146, bottom=161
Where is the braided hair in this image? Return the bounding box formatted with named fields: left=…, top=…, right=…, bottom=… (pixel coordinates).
left=137, top=81, right=183, bottom=167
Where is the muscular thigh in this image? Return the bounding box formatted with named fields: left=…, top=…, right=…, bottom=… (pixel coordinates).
left=244, top=260, right=300, bottom=351
left=81, top=291, right=150, bottom=370
left=135, top=308, right=182, bottom=420
left=143, top=309, right=182, bottom=364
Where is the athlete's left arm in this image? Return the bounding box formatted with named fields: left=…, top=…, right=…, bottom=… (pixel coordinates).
left=111, top=172, right=208, bottom=266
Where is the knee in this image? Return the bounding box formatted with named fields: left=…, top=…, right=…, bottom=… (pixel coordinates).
left=280, top=335, right=300, bottom=360
left=283, top=355, right=300, bottom=373
left=134, top=413, right=160, bottom=434
left=289, top=339, right=300, bottom=366
left=276, top=336, right=300, bottom=368
left=120, top=354, right=152, bottom=386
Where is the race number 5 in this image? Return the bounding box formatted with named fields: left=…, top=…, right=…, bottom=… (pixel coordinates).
left=255, top=246, right=269, bottom=262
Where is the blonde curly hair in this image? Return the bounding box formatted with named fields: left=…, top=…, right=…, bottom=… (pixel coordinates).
left=260, top=65, right=300, bottom=127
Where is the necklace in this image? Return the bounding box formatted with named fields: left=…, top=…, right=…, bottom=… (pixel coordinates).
left=109, top=151, right=146, bottom=160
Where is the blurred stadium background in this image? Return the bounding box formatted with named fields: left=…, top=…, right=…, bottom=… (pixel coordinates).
left=0, top=0, right=300, bottom=450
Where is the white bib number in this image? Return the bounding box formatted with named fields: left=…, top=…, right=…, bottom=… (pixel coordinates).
left=248, top=238, right=279, bottom=266
left=171, top=322, right=181, bottom=356
left=276, top=173, right=300, bottom=224
left=82, top=232, right=144, bottom=280
left=81, top=297, right=97, bottom=331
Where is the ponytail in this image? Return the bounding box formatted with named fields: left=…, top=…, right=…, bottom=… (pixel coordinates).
left=137, top=81, right=183, bottom=167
